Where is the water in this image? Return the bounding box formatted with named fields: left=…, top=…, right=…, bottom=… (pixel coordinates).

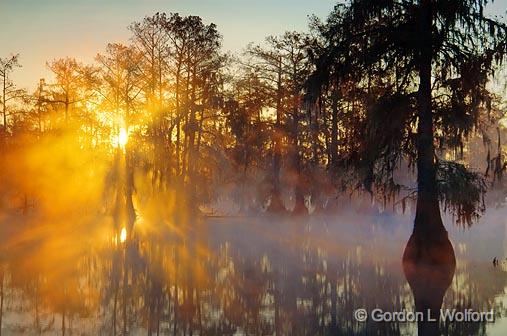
left=1, top=209, right=506, bottom=335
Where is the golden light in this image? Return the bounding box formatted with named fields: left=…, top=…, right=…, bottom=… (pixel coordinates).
left=118, top=128, right=128, bottom=148
left=112, top=127, right=129, bottom=149
left=120, top=227, right=127, bottom=243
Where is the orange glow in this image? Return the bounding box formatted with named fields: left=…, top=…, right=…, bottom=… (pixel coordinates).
left=112, top=127, right=128, bottom=149
left=120, top=227, right=127, bottom=243
left=118, top=128, right=128, bottom=148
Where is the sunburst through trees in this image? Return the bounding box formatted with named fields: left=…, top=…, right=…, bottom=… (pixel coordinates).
left=1, top=2, right=507, bottom=335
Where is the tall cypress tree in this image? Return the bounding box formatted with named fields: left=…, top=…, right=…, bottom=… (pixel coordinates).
left=309, top=0, right=507, bottom=234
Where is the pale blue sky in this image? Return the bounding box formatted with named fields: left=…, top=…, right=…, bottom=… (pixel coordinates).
left=1, top=0, right=506, bottom=90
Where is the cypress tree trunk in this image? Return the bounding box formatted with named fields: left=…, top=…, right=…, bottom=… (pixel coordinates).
left=330, top=86, right=339, bottom=169
left=175, top=57, right=182, bottom=178
left=403, top=3, right=456, bottom=335
left=413, top=0, right=445, bottom=238
left=268, top=57, right=286, bottom=213
left=292, top=122, right=307, bottom=215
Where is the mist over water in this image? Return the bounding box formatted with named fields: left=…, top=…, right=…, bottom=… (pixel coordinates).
left=1, top=204, right=507, bottom=335
left=0, top=135, right=505, bottom=334
left=1, top=1, right=507, bottom=335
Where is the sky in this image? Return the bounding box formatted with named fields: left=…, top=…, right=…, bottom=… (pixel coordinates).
left=1, top=0, right=506, bottom=91
left=0, top=0, right=336, bottom=90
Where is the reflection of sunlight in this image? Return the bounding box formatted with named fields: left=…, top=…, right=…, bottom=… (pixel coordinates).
left=488, top=286, right=507, bottom=336
left=457, top=243, right=467, bottom=255
left=120, top=227, right=127, bottom=243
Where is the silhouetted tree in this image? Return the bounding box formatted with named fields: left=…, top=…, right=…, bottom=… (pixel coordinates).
left=309, top=0, right=507, bottom=229
left=0, top=54, right=25, bottom=137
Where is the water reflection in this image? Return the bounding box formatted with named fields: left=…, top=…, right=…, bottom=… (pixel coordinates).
left=403, top=231, right=456, bottom=336
left=0, top=215, right=506, bottom=335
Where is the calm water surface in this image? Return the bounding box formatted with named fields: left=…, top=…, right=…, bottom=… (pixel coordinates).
left=1, top=210, right=507, bottom=335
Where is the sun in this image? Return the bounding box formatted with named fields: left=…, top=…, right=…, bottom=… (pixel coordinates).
left=120, top=227, right=127, bottom=243
left=118, top=128, right=128, bottom=148
left=112, top=127, right=129, bottom=149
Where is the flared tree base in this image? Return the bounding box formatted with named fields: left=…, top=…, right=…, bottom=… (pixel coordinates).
left=292, top=198, right=308, bottom=216
left=266, top=192, right=287, bottom=214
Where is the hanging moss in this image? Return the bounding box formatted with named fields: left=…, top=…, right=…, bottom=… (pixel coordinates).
left=437, top=160, right=487, bottom=227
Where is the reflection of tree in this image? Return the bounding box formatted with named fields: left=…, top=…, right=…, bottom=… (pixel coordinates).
left=1, top=218, right=507, bottom=335
left=6, top=234, right=93, bottom=335
left=442, top=263, right=507, bottom=336
left=200, top=218, right=414, bottom=335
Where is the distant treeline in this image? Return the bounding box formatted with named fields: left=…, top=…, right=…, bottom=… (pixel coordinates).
left=1, top=2, right=507, bottom=225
